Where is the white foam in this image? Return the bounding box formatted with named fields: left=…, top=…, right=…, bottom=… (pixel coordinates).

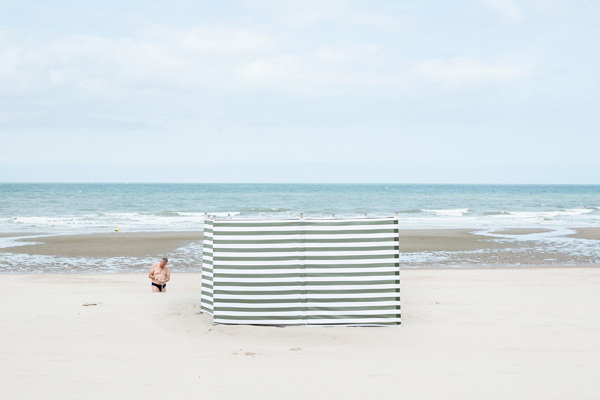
left=205, top=212, right=241, bottom=218
left=176, top=212, right=208, bottom=217
left=503, top=208, right=594, bottom=219
left=0, top=234, right=54, bottom=249
left=422, top=208, right=469, bottom=216
left=471, top=228, right=578, bottom=241
left=1, top=207, right=599, bottom=233
left=0, top=240, right=204, bottom=274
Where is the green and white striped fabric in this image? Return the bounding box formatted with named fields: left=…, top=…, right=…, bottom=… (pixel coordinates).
left=200, top=219, right=214, bottom=314
left=201, top=218, right=400, bottom=326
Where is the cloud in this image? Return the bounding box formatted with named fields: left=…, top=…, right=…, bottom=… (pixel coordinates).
left=414, top=57, right=535, bottom=86
left=234, top=44, right=394, bottom=94
left=0, top=24, right=282, bottom=98
left=474, top=0, right=524, bottom=24
left=246, top=0, right=404, bottom=32
left=179, top=27, right=274, bottom=52
left=236, top=54, right=303, bottom=82
left=0, top=22, right=398, bottom=98
left=0, top=6, right=541, bottom=102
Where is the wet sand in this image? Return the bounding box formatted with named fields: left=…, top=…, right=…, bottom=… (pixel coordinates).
left=494, top=228, right=553, bottom=235
left=0, top=228, right=539, bottom=256
left=0, top=232, right=42, bottom=238
left=1, top=228, right=600, bottom=272
left=568, top=228, right=600, bottom=240
left=2, top=268, right=600, bottom=400
left=1, top=231, right=204, bottom=258
left=397, top=229, right=510, bottom=252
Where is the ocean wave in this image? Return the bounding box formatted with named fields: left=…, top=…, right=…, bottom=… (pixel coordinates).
left=1, top=207, right=599, bottom=233
left=3, top=215, right=111, bottom=228
left=204, top=212, right=241, bottom=218
left=155, top=211, right=184, bottom=216
left=493, top=209, right=594, bottom=219
left=422, top=208, right=469, bottom=216
left=237, top=207, right=292, bottom=213
left=0, top=212, right=206, bottom=231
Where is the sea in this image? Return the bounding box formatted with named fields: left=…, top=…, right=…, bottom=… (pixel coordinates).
left=2, top=183, right=599, bottom=231
left=1, top=183, right=599, bottom=273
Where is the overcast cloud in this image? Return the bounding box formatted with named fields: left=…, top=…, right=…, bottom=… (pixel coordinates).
left=1, top=0, right=599, bottom=183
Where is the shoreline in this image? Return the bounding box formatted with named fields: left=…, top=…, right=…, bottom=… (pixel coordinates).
left=1, top=227, right=599, bottom=273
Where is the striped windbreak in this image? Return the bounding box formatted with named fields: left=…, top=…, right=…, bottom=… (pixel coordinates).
left=201, top=218, right=401, bottom=326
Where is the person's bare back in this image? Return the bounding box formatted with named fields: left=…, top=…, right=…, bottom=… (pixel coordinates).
left=149, top=258, right=170, bottom=292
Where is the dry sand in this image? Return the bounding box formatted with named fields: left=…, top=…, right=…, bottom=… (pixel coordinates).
left=2, top=268, right=600, bottom=400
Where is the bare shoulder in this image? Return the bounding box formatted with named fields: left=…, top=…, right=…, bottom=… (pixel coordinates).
left=150, top=262, right=159, bottom=270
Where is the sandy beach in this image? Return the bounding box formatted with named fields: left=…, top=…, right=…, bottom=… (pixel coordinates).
left=2, top=227, right=600, bottom=398
left=2, top=268, right=599, bottom=399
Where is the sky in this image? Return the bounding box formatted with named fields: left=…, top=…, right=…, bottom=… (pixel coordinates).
left=0, top=0, right=599, bottom=183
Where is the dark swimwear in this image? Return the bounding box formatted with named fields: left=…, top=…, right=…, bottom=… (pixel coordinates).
left=152, top=282, right=166, bottom=292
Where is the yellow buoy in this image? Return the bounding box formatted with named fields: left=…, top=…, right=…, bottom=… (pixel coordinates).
left=115, top=228, right=120, bottom=232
